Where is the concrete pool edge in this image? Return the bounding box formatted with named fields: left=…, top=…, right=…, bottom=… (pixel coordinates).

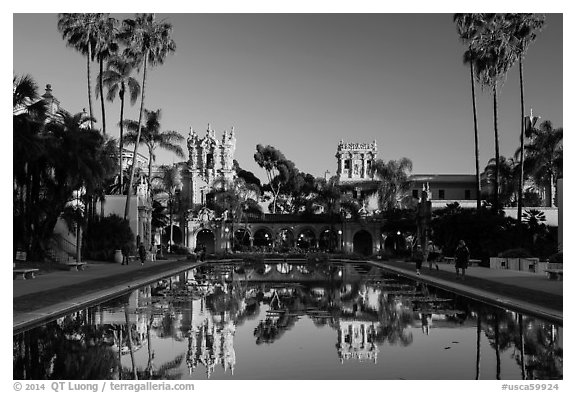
left=369, top=260, right=563, bottom=326
left=13, top=260, right=210, bottom=334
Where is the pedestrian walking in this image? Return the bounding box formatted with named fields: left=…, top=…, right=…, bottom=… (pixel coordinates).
left=150, top=242, right=157, bottom=262
left=426, top=240, right=440, bottom=271
left=121, top=243, right=130, bottom=265
left=454, top=239, right=470, bottom=280
left=138, top=242, right=147, bottom=266
left=414, top=245, right=424, bottom=275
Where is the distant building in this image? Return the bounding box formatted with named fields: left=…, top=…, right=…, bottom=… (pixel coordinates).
left=409, top=174, right=479, bottom=209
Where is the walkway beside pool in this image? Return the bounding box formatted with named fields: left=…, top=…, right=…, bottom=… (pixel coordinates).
left=371, top=259, right=562, bottom=325
left=13, top=257, right=562, bottom=333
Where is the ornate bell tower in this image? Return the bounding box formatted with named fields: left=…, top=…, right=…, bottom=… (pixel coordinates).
left=335, top=140, right=378, bottom=183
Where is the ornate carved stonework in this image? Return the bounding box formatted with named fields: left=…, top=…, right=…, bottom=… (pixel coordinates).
left=335, top=140, right=377, bottom=183
left=183, top=124, right=237, bottom=210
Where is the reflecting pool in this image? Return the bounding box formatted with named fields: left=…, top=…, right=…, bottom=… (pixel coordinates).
left=13, top=261, right=563, bottom=380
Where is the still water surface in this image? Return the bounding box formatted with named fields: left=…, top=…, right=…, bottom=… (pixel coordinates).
left=13, top=261, right=562, bottom=380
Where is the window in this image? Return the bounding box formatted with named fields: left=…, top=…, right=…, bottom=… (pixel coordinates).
left=465, top=189, right=471, bottom=200
left=353, top=190, right=358, bottom=199
left=439, top=189, right=445, bottom=199
left=412, top=189, right=419, bottom=199
left=206, top=153, right=214, bottom=169
left=344, top=159, right=351, bottom=170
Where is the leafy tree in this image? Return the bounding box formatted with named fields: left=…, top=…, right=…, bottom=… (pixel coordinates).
left=120, top=13, right=176, bottom=220
left=123, top=108, right=184, bottom=180
left=254, top=144, right=298, bottom=213
left=99, top=55, right=141, bottom=192
left=83, top=214, right=134, bottom=260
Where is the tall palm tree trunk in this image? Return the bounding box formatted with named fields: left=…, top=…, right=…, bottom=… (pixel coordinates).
left=519, top=314, right=526, bottom=380
left=124, top=53, right=148, bottom=221
left=169, top=196, right=173, bottom=253
left=124, top=307, right=138, bottom=380
left=517, top=56, right=526, bottom=219
left=495, top=313, right=501, bottom=380
left=492, top=84, right=500, bottom=212
left=470, top=60, right=481, bottom=211
left=87, top=45, right=94, bottom=130
left=99, top=57, right=107, bottom=134
left=117, top=327, right=123, bottom=380
left=475, top=310, right=482, bottom=380
left=148, top=147, right=153, bottom=181
left=119, top=87, right=125, bottom=194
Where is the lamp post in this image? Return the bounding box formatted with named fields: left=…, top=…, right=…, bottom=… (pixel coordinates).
left=224, top=227, right=230, bottom=253
left=338, top=229, right=343, bottom=252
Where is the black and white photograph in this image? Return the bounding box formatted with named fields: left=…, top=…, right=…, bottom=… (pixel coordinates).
left=11, top=3, right=566, bottom=388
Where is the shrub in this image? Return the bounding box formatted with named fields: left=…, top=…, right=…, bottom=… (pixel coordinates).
left=83, top=215, right=134, bottom=261
left=498, top=248, right=533, bottom=258
left=548, top=252, right=562, bottom=264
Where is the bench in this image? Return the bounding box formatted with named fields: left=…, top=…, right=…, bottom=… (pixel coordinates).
left=442, top=257, right=480, bottom=266
left=13, top=268, right=39, bottom=280
left=544, top=269, right=563, bottom=280
left=63, top=262, right=87, bottom=271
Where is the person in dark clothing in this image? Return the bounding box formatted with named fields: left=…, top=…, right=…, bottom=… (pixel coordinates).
left=454, top=239, right=470, bottom=279
left=138, top=243, right=147, bottom=266
left=121, top=243, right=130, bottom=265
left=414, top=245, right=424, bottom=275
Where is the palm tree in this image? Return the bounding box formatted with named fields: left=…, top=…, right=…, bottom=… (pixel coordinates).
left=482, top=156, right=519, bottom=207
left=13, top=75, right=48, bottom=259
left=123, top=109, right=185, bottom=180
left=370, top=158, right=413, bottom=211
left=57, top=13, right=107, bottom=130
left=100, top=55, right=141, bottom=193
left=504, top=14, right=546, bottom=222
left=473, top=14, right=517, bottom=211
left=93, top=15, right=119, bottom=135
left=454, top=13, right=486, bottom=211
left=120, top=13, right=176, bottom=220
left=522, top=120, right=562, bottom=207
left=151, top=164, right=182, bottom=252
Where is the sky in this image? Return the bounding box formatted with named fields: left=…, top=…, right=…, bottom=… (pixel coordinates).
left=12, top=12, right=563, bottom=183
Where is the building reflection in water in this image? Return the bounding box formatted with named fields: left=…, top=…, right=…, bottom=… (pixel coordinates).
left=13, top=262, right=563, bottom=380
left=337, top=322, right=379, bottom=363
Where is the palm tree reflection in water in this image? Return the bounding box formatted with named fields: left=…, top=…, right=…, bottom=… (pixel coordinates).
left=13, top=262, right=562, bottom=380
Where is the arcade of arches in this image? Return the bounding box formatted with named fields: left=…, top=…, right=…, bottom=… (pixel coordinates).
left=171, top=219, right=406, bottom=256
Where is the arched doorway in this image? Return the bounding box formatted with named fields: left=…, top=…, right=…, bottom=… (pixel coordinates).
left=233, top=228, right=251, bottom=251
left=196, top=229, right=215, bottom=254
left=253, top=228, right=273, bottom=248
left=353, top=230, right=373, bottom=256
left=319, top=229, right=337, bottom=251
left=296, top=229, right=316, bottom=250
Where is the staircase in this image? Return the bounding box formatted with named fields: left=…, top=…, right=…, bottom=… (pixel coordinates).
left=47, top=234, right=77, bottom=263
